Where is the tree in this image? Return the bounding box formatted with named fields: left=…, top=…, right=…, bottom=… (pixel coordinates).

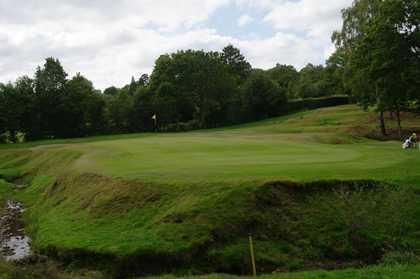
left=333, top=0, right=419, bottom=136
left=242, top=70, right=287, bottom=120
left=295, top=64, right=331, bottom=98
left=14, top=76, right=36, bottom=140
left=103, top=86, right=119, bottom=96
left=131, top=87, right=155, bottom=132
left=128, top=76, right=138, bottom=95
left=64, top=73, right=106, bottom=137
left=150, top=50, right=237, bottom=128
left=266, top=64, right=299, bottom=98
left=222, top=44, right=252, bottom=82
left=154, top=82, right=183, bottom=125
left=366, top=0, right=414, bottom=136
left=0, top=83, right=20, bottom=142
left=105, top=90, right=134, bottom=133
left=325, top=50, right=349, bottom=97
left=138, top=74, right=150, bottom=87
left=33, top=57, right=68, bottom=138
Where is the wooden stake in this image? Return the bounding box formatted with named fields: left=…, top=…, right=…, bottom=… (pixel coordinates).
left=249, top=234, right=257, bottom=277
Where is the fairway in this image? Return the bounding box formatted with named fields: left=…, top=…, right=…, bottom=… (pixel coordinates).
left=18, top=104, right=420, bottom=186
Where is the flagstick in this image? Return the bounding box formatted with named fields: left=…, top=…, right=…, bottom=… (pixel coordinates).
left=152, top=114, right=157, bottom=132
left=154, top=118, right=157, bottom=132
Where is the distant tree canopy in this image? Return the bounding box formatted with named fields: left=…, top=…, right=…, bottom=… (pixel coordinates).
left=149, top=50, right=238, bottom=128
left=1, top=44, right=344, bottom=143
left=2, top=1, right=417, bottom=143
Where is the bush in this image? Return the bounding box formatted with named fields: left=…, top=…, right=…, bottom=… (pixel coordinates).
left=280, top=95, right=350, bottom=113
left=161, top=120, right=201, bottom=133
left=160, top=96, right=350, bottom=133
left=382, top=252, right=420, bottom=265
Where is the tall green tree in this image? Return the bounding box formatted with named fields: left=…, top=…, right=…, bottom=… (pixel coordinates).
left=0, top=83, right=20, bottom=142
left=150, top=50, right=237, bottom=128
left=242, top=70, right=287, bottom=120
left=295, top=64, right=331, bottom=98
left=14, top=76, right=36, bottom=140
left=325, top=50, right=349, bottom=97
left=333, top=0, right=419, bottom=136
left=64, top=73, right=106, bottom=137
left=34, top=57, right=68, bottom=138
left=266, top=64, right=299, bottom=98
left=222, top=44, right=252, bottom=82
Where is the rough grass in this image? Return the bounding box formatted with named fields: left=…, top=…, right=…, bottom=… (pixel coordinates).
left=1, top=263, right=420, bottom=279
left=146, top=264, right=420, bottom=279
left=8, top=179, right=420, bottom=277
left=1, top=105, right=420, bottom=277
left=0, top=258, right=104, bottom=279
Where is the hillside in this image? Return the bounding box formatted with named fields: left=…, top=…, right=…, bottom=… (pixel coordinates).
left=1, top=105, right=420, bottom=277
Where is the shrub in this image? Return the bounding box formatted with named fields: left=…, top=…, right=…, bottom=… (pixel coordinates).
left=161, top=120, right=200, bottom=133
left=280, top=95, right=350, bottom=113
left=382, top=252, right=420, bottom=265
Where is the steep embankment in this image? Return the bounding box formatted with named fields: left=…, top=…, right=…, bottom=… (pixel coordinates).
left=7, top=176, right=420, bottom=277
left=0, top=105, right=420, bottom=277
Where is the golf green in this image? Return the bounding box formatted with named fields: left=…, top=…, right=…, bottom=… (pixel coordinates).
left=17, top=104, right=418, bottom=186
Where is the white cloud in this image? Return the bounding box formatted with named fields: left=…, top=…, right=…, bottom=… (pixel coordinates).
left=263, top=0, right=353, bottom=58
left=263, top=0, right=352, bottom=33
left=0, top=0, right=352, bottom=89
left=237, top=14, right=254, bottom=27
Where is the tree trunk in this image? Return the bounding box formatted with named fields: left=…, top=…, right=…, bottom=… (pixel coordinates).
left=376, top=83, right=386, bottom=136
left=379, top=110, right=387, bottom=136
left=389, top=111, right=394, bottom=120
left=396, top=108, right=402, bottom=139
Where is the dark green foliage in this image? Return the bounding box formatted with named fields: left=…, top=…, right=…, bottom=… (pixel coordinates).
left=283, top=96, right=350, bottom=113
left=266, top=64, right=299, bottom=99
left=0, top=44, right=352, bottom=142
left=64, top=74, right=107, bottom=137
left=149, top=50, right=238, bottom=128
left=333, top=0, right=420, bottom=136
left=294, top=64, right=334, bottom=99
left=221, top=45, right=252, bottom=82
left=103, top=86, right=118, bottom=96
left=0, top=82, right=22, bottom=142
left=242, top=71, right=287, bottom=120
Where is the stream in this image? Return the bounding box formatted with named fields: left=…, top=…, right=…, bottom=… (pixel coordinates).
left=0, top=199, right=32, bottom=261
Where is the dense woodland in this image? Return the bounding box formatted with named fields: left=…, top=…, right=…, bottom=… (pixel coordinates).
left=0, top=0, right=419, bottom=143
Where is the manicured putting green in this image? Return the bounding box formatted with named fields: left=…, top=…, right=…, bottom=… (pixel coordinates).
left=56, top=105, right=420, bottom=186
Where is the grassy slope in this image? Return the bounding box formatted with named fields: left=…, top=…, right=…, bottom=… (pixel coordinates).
left=68, top=106, right=420, bottom=185
left=1, top=105, right=420, bottom=276
left=3, top=105, right=419, bottom=184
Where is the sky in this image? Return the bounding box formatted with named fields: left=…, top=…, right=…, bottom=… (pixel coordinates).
left=0, top=0, right=353, bottom=90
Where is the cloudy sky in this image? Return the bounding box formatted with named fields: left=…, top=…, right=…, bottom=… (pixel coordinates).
left=0, top=0, right=352, bottom=89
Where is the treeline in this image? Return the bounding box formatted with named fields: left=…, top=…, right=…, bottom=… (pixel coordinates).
left=0, top=46, right=344, bottom=143
left=1, top=0, right=418, bottom=143
left=333, top=0, right=420, bottom=136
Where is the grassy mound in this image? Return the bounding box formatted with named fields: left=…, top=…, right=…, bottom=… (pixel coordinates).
left=7, top=176, right=420, bottom=277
